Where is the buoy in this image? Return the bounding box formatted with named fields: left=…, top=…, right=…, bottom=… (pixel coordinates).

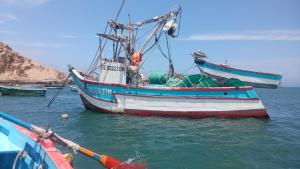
left=131, top=52, right=143, bottom=66
left=61, top=113, right=69, bottom=119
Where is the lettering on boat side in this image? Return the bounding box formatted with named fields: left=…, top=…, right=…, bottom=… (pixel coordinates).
left=87, top=87, right=113, bottom=96
left=102, top=65, right=125, bottom=72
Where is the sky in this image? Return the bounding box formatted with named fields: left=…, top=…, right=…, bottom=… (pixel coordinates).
left=0, top=0, right=300, bottom=87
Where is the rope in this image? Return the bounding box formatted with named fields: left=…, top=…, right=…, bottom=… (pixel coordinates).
left=157, top=42, right=169, bottom=60
left=137, top=40, right=159, bottom=71
left=166, top=34, right=171, bottom=60
left=87, top=24, right=108, bottom=75
left=12, top=150, right=27, bottom=169
left=52, top=133, right=80, bottom=154
left=143, top=26, right=164, bottom=55
left=87, top=45, right=100, bottom=74
left=87, top=0, right=125, bottom=75
left=115, top=0, right=125, bottom=22
left=176, top=7, right=182, bottom=37
left=135, top=25, right=154, bottom=43
left=37, top=149, right=46, bottom=169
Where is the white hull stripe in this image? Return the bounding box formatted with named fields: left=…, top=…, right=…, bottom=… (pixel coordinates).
left=115, top=94, right=265, bottom=112
left=78, top=88, right=265, bottom=113
left=201, top=67, right=280, bottom=86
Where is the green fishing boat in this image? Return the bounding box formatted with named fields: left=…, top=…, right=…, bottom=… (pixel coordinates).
left=0, top=85, right=47, bottom=96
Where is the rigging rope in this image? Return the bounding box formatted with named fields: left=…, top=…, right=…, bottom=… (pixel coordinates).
left=143, top=26, right=164, bottom=55
left=175, top=7, right=182, bottom=37
left=87, top=0, right=126, bottom=75
left=157, top=43, right=169, bottom=60
left=136, top=27, right=164, bottom=71
left=166, top=34, right=171, bottom=59
left=12, top=150, right=27, bottom=169
left=87, top=45, right=100, bottom=74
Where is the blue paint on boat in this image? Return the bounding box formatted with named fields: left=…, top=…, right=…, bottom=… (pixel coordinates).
left=199, top=61, right=282, bottom=81
left=70, top=68, right=260, bottom=103
left=0, top=119, right=60, bottom=169
left=194, top=59, right=283, bottom=89
left=0, top=111, right=32, bottom=130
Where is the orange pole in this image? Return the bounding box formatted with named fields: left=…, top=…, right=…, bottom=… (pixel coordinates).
left=78, top=146, right=122, bottom=169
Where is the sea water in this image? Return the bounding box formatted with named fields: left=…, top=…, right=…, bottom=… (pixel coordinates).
left=0, top=87, right=299, bottom=169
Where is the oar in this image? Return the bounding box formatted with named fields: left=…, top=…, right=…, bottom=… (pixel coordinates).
left=47, top=73, right=71, bottom=107
left=0, top=112, right=146, bottom=169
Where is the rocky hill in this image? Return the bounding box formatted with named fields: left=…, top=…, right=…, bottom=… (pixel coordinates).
left=0, top=42, right=65, bottom=84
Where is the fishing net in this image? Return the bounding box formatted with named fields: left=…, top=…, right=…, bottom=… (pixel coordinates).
left=166, top=77, right=184, bottom=87
left=222, top=78, right=249, bottom=87
left=166, top=74, right=220, bottom=87
left=148, top=72, right=168, bottom=85
left=148, top=72, right=249, bottom=88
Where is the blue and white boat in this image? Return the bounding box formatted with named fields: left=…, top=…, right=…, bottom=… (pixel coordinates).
left=0, top=114, right=73, bottom=169
left=193, top=51, right=283, bottom=89
left=0, top=112, right=147, bottom=169
left=69, top=6, right=268, bottom=118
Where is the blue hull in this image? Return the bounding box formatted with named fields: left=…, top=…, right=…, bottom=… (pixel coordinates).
left=196, top=60, right=282, bottom=89
left=0, top=117, right=72, bottom=169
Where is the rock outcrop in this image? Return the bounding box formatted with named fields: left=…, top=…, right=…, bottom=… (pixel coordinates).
left=0, top=42, right=65, bottom=84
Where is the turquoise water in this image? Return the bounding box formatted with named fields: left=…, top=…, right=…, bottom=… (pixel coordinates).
left=1, top=87, right=299, bottom=169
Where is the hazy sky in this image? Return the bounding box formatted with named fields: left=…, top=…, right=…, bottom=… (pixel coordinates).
left=1, top=0, right=299, bottom=86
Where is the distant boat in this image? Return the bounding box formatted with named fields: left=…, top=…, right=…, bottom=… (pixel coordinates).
left=44, top=84, right=64, bottom=89
left=0, top=114, right=73, bottom=169
left=69, top=5, right=268, bottom=118
left=0, top=85, right=47, bottom=96
left=193, top=51, right=283, bottom=89
left=68, top=85, right=78, bottom=92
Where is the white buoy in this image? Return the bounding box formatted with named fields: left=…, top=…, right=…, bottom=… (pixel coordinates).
left=61, top=113, right=69, bottom=119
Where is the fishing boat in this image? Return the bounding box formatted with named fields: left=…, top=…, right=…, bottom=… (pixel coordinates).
left=0, top=85, right=47, bottom=96
left=69, top=4, right=268, bottom=118
left=193, top=51, right=283, bottom=89
left=44, top=84, right=64, bottom=89
left=68, top=85, right=78, bottom=92
left=0, top=112, right=146, bottom=169
left=0, top=114, right=73, bottom=169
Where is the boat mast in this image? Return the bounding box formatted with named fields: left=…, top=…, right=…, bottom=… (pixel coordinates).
left=89, top=3, right=181, bottom=85
left=96, top=0, right=126, bottom=80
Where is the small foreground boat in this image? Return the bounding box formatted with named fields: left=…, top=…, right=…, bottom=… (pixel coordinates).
left=0, top=112, right=147, bottom=169
left=193, top=51, right=283, bottom=89
left=0, top=85, right=47, bottom=96
left=0, top=114, right=72, bottom=169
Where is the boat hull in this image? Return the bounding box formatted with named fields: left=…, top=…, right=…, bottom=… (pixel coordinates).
left=204, top=71, right=279, bottom=89
left=115, top=94, right=267, bottom=118
left=70, top=67, right=269, bottom=118
left=0, top=86, right=46, bottom=96
left=0, top=117, right=72, bottom=169
left=196, top=61, right=282, bottom=89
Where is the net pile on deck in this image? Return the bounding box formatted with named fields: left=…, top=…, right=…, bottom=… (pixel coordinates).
left=148, top=72, right=249, bottom=88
